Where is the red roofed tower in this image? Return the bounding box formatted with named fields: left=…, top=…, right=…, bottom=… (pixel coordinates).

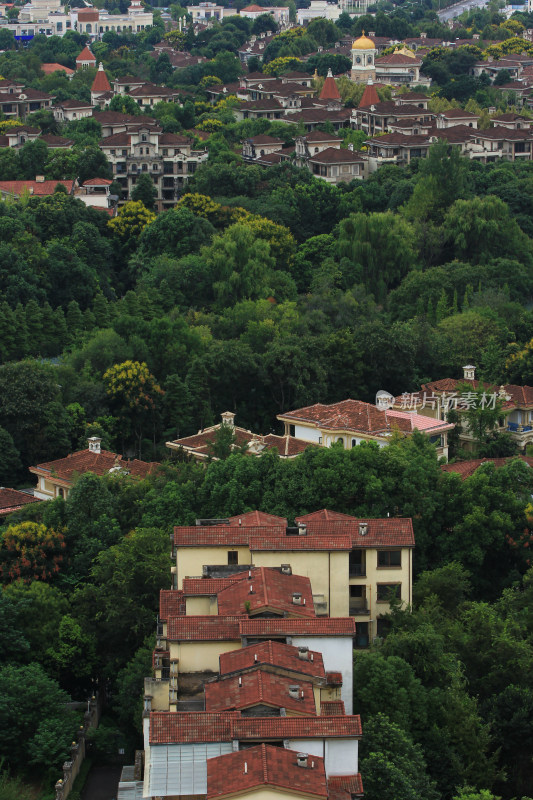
left=76, top=45, right=96, bottom=71
left=358, top=78, right=379, bottom=108
left=319, top=68, right=341, bottom=101
left=91, top=63, right=111, bottom=96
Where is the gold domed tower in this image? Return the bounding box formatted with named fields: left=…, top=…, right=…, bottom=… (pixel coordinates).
left=351, top=31, right=377, bottom=83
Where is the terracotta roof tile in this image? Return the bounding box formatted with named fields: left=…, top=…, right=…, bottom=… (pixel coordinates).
left=228, top=510, right=288, bottom=526
left=149, top=712, right=362, bottom=743
left=207, top=745, right=328, bottom=799
left=205, top=669, right=317, bottom=714
left=166, top=616, right=356, bottom=641
left=30, top=448, right=159, bottom=483
left=216, top=567, right=316, bottom=617
left=167, top=616, right=241, bottom=641
left=0, top=488, right=40, bottom=516
left=183, top=576, right=245, bottom=595
left=328, top=775, right=364, bottom=800
left=76, top=46, right=96, bottom=63
left=441, top=455, right=533, bottom=480
left=159, top=589, right=185, bottom=619
left=0, top=180, right=75, bottom=197
left=325, top=672, right=343, bottom=686
left=320, top=700, right=345, bottom=716
left=219, top=641, right=325, bottom=679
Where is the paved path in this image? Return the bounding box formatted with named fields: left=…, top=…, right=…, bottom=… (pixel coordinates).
left=81, top=765, right=122, bottom=800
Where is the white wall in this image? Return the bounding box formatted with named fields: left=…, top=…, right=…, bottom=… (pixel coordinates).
left=294, top=424, right=322, bottom=443
left=292, top=636, right=353, bottom=713
left=287, top=739, right=358, bottom=776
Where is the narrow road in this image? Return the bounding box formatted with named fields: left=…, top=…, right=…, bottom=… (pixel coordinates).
left=437, top=0, right=490, bottom=21
left=80, top=765, right=122, bottom=800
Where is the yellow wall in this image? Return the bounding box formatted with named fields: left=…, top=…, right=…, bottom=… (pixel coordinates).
left=170, top=640, right=241, bottom=672
left=177, top=546, right=251, bottom=587
left=185, top=596, right=217, bottom=616
left=223, top=785, right=321, bottom=800
left=144, top=676, right=169, bottom=710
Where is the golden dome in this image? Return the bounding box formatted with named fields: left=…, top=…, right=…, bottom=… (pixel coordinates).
left=352, top=31, right=375, bottom=50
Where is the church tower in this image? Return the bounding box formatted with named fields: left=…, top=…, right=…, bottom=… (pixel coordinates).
left=351, top=31, right=377, bottom=84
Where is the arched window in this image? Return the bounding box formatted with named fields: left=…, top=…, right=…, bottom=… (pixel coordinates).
left=86, top=23, right=92, bottom=32
left=337, top=437, right=344, bottom=447
left=142, top=164, right=147, bottom=171
left=351, top=439, right=357, bottom=448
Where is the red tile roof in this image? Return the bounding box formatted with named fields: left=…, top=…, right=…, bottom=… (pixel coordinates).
left=205, top=669, right=317, bottom=715
left=328, top=775, right=364, bottom=800
left=76, top=46, right=96, bottom=64
left=228, top=510, right=288, bottom=526
left=207, top=745, right=328, bottom=800
left=166, top=616, right=356, bottom=641
left=238, top=618, right=356, bottom=637
left=376, top=53, right=421, bottom=64
left=41, top=63, right=75, bottom=76
left=0, top=488, right=40, bottom=516
left=359, top=81, right=380, bottom=108
left=30, top=448, right=160, bottom=484
left=216, top=567, right=316, bottom=617
left=251, top=534, right=353, bottom=551
left=174, top=525, right=275, bottom=547
left=92, top=66, right=111, bottom=94
left=294, top=515, right=415, bottom=549
left=159, top=589, right=185, bottom=619
left=325, top=672, right=343, bottom=686
left=83, top=177, right=112, bottom=186
left=320, top=73, right=341, bottom=101
left=150, top=712, right=362, bottom=743
left=219, top=641, right=325, bottom=679
left=441, top=456, right=533, bottom=480
left=320, top=700, right=345, bottom=716
left=0, top=180, right=75, bottom=197
left=183, top=576, right=245, bottom=595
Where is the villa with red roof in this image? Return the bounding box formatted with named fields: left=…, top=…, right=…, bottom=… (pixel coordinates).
left=76, top=45, right=96, bottom=70
left=29, top=436, right=160, bottom=500
left=277, top=398, right=453, bottom=459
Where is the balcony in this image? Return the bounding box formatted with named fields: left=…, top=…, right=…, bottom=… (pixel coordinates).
left=508, top=422, right=533, bottom=432
left=349, top=600, right=370, bottom=615
left=349, top=565, right=366, bottom=577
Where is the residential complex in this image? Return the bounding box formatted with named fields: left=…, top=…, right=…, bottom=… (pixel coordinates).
left=119, top=506, right=415, bottom=797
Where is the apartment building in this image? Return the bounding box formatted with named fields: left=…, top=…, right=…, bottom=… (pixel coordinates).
left=99, top=123, right=208, bottom=211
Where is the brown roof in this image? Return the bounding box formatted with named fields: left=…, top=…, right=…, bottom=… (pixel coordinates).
left=319, top=74, right=341, bottom=102
left=0, top=180, right=75, bottom=197
left=207, top=745, right=328, bottom=799
left=376, top=53, right=421, bottom=65
left=248, top=134, right=284, bottom=144
left=219, top=641, right=325, bottom=679
left=76, top=45, right=96, bottom=63
left=328, top=775, right=364, bottom=800
left=308, top=147, right=364, bottom=164
left=92, top=67, right=111, bottom=94
left=41, top=63, right=74, bottom=75
left=0, top=488, right=40, bottom=516
left=441, top=456, right=533, bottom=480
left=216, top=567, right=316, bottom=617
left=159, top=589, right=185, bottom=619
left=150, top=711, right=362, bottom=744
left=166, top=615, right=356, bottom=641
left=228, top=510, right=288, bottom=526
left=30, top=448, right=160, bottom=485
left=205, top=669, right=317, bottom=715
left=359, top=81, right=380, bottom=108
left=440, top=108, right=478, bottom=118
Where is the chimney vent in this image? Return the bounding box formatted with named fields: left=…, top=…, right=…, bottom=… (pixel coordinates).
left=88, top=436, right=102, bottom=454
left=281, top=564, right=292, bottom=575
left=292, top=592, right=302, bottom=605
left=297, top=522, right=307, bottom=536
left=289, top=685, right=300, bottom=699
left=298, top=646, right=309, bottom=660
left=221, top=410, right=236, bottom=429
left=463, top=364, right=476, bottom=380
left=359, top=522, right=368, bottom=536
left=296, top=753, right=308, bottom=768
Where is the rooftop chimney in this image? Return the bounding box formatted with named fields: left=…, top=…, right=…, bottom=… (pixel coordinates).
left=298, top=646, right=309, bottom=660
left=292, top=592, right=302, bottom=605
left=358, top=522, right=368, bottom=536
left=221, top=411, right=236, bottom=429
left=289, top=685, right=300, bottom=699
left=281, top=564, right=292, bottom=575
left=88, top=436, right=102, bottom=454
left=35, top=175, right=45, bottom=183
left=296, top=753, right=308, bottom=768
left=297, top=522, right=307, bottom=536
left=463, top=365, right=476, bottom=380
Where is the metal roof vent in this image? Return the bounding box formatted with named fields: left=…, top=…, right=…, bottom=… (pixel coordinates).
left=281, top=564, right=292, bottom=575
left=298, top=646, right=309, bottom=660
left=359, top=523, right=368, bottom=536
left=297, top=753, right=308, bottom=768
left=289, top=685, right=300, bottom=699
left=292, top=592, right=302, bottom=605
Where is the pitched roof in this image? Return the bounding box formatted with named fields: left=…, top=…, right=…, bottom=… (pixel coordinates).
left=359, top=81, right=380, bottom=108
left=205, top=669, right=317, bottom=715
left=40, top=134, right=74, bottom=147
left=41, top=63, right=75, bottom=76
left=29, top=448, right=160, bottom=484
left=441, top=455, right=533, bottom=480
left=82, top=177, right=113, bottom=186
left=92, top=64, right=111, bottom=94
left=219, top=641, right=325, bottom=679
left=0, top=488, right=40, bottom=516
left=319, top=71, right=341, bottom=101
left=376, top=52, right=421, bottom=64
left=295, top=511, right=415, bottom=548
left=440, top=108, right=478, bottom=118
left=166, top=615, right=356, bottom=641
left=248, top=134, right=285, bottom=145
left=328, top=775, right=364, bottom=800
left=308, top=147, right=364, bottom=164
left=320, top=700, right=345, bottom=716
left=0, top=180, right=75, bottom=197
left=183, top=576, right=245, bottom=596
left=76, top=45, right=96, bottom=63
left=228, top=510, right=288, bottom=526
left=150, top=711, right=362, bottom=744
left=207, top=745, right=328, bottom=800
left=216, top=567, right=316, bottom=617
left=159, top=589, right=185, bottom=619
left=56, top=98, right=93, bottom=109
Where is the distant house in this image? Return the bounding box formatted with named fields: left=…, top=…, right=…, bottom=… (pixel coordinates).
left=0, top=179, right=76, bottom=200
left=29, top=437, right=160, bottom=500
left=0, top=488, right=40, bottom=517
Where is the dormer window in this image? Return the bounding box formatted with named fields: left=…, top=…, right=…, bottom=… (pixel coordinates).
left=141, top=133, right=147, bottom=142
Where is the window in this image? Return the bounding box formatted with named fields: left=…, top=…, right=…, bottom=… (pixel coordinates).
left=377, top=550, right=401, bottom=568
left=377, top=583, right=401, bottom=602
left=141, top=134, right=147, bottom=142
left=121, top=150, right=127, bottom=157
left=139, top=147, right=143, bottom=155
left=228, top=550, right=238, bottom=565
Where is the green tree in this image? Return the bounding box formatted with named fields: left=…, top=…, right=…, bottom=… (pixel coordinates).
left=131, top=173, right=158, bottom=210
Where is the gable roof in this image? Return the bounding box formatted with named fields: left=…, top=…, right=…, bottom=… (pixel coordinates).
left=207, top=744, right=328, bottom=799
left=0, top=180, right=75, bottom=197
left=76, top=45, right=96, bottom=63
left=166, top=615, right=356, bottom=641
left=29, top=448, right=160, bottom=485
left=205, top=669, right=317, bottom=715
left=216, top=567, right=316, bottom=617
left=219, top=641, right=325, bottom=679
left=150, top=711, right=362, bottom=744
left=328, top=775, right=364, bottom=800
left=0, top=488, right=40, bottom=516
